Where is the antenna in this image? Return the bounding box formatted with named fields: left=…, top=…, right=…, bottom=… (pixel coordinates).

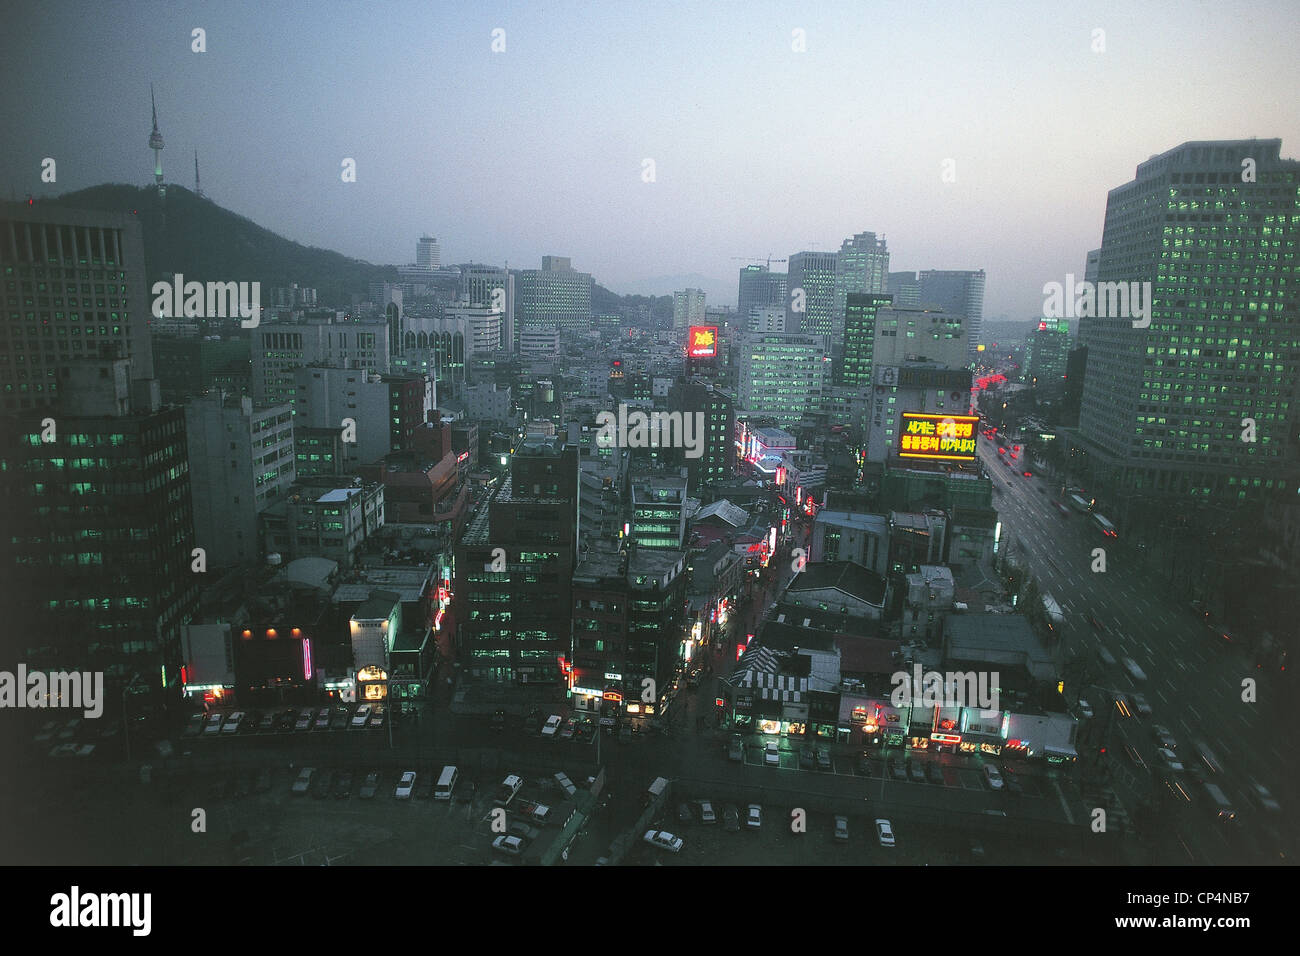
left=194, top=149, right=203, bottom=199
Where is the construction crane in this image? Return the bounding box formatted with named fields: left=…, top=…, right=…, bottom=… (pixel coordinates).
left=731, top=255, right=787, bottom=270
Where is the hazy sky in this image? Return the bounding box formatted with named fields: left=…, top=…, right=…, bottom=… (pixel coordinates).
left=4, top=0, right=1298, bottom=319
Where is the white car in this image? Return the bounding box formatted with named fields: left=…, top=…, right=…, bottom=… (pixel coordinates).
left=541, top=714, right=563, bottom=737
left=697, top=800, right=716, bottom=825
left=221, top=712, right=244, bottom=734
left=763, top=742, right=780, bottom=766
left=203, top=713, right=224, bottom=735
left=643, top=830, right=684, bottom=853
left=746, top=804, right=762, bottom=829
left=875, top=818, right=896, bottom=847
left=395, top=770, right=416, bottom=799
left=984, top=765, right=1004, bottom=790
left=351, top=704, right=372, bottom=728
left=492, top=834, right=525, bottom=856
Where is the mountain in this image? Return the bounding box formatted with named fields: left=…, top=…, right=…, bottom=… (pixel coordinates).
left=615, top=272, right=734, bottom=309
left=35, top=183, right=397, bottom=304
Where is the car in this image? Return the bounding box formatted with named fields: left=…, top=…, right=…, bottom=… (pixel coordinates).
left=183, top=714, right=205, bottom=738
left=727, top=734, right=744, bottom=762
left=258, top=711, right=276, bottom=732
left=1022, top=471, right=1032, bottom=478
left=746, top=804, right=762, bottom=829
left=333, top=770, right=353, bottom=798
left=908, top=760, right=925, bottom=783
left=508, top=821, right=540, bottom=842
left=330, top=707, right=351, bottom=731
left=799, top=747, right=816, bottom=770
left=888, top=756, right=906, bottom=781
left=492, top=834, right=526, bottom=856
left=351, top=705, right=372, bottom=728
left=541, top=714, right=563, bottom=738
left=368, top=706, right=386, bottom=729
left=1005, top=775, right=1024, bottom=795
left=491, top=708, right=506, bottom=732
left=1247, top=781, right=1281, bottom=814
left=763, top=742, right=780, bottom=766
left=1077, top=699, right=1094, bottom=719
left=1155, top=747, right=1184, bottom=772
left=723, top=805, right=740, bottom=832
left=275, top=709, right=296, bottom=732
left=1151, top=724, right=1178, bottom=750
left=697, top=800, right=716, bottom=825
left=677, top=802, right=693, bottom=824
left=643, top=830, right=684, bottom=853
left=359, top=771, right=380, bottom=799
left=875, top=819, right=896, bottom=847
left=310, top=769, right=333, bottom=798
left=291, top=767, right=315, bottom=795
left=221, top=712, right=244, bottom=735
left=523, top=711, right=541, bottom=735
left=294, top=708, right=314, bottom=731
left=313, top=707, right=331, bottom=731
left=1131, top=693, right=1153, bottom=717
left=926, top=762, right=945, bottom=785
left=560, top=717, right=577, bottom=739
left=395, top=770, right=417, bottom=799
left=834, top=815, right=849, bottom=842
left=983, top=765, right=1004, bottom=790
left=816, top=748, right=832, bottom=771
left=1123, top=744, right=1147, bottom=770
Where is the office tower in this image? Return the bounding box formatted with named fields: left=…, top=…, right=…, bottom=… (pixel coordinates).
left=737, top=332, right=830, bottom=427
left=292, top=367, right=431, bottom=470
left=416, top=235, right=441, bottom=270
left=918, top=269, right=985, bottom=360
left=737, top=264, right=787, bottom=324
left=251, top=316, right=391, bottom=408
left=460, top=264, right=515, bottom=353
left=834, top=232, right=890, bottom=344
left=1077, top=138, right=1300, bottom=510
left=1078, top=250, right=1102, bottom=349
left=786, top=251, right=839, bottom=338
left=0, top=357, right=198, bottom=680
left=668, top=377, right=736, bottom=487
left=747, top=306, right=787, bottom=333
left=1, top=203, right=156, bottom=411
left=872, top=304, right=968, bottom=369
left=631, top=473, right=690, bottom=549
left=887, top=271, right=921, bottom=307
left=672, top=288, right=706, bottom=330
left=185, top=392, right=295, bottom=568
left=1024, top=317, right=1070, bottom=389
left=840, top=293, right=894, bottom=392
left=517, top=256, right=593, bottom=344
left=455, top=438, right=579, bottom=686
left=864, top=364, right=974, bottom=463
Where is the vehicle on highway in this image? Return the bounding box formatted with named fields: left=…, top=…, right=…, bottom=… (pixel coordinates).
left=1054, top=501, right=1070, bottom=516
left=1131, top=693, right=1153, bottom=717
left=359, top=771, right=379, bottom=799
left=1160, top=774, right=1193, bottom=804
left=493, top=835, right=525, bottom=856
left=1152, top=724, right=1178, bottom=750
left=1156, top=747, right=1184, bottom=773
left=1097, top=644, right=1118, bottom=666
left=1077, top=699, right=1094, bottom=719
left=834, top=816, right=849, bottom=842
left=644, top=830, right=684, bottom=853
left=1022, top=470, right=1032, bottom=478
left=763, top=742, right=780, bottom=766
left=395, top=770, right=416, bottom=799
left=875, top=819, right=896, bottom=847
left=746, top=804, right=762, bottom=829
left=1247, top=780, right=1281, bottom=814
left=1122, top=656, right=1148, bottom=682
left=983, top=765, right=1004, bottom=790
left=1092, top=513, right=1118, bottom=537
left=1201, top=781, right=1237, bottom=823
left=1189, top=739, right=1224, bottom=776
left=723, top=805, right=740, bottom=831
left=697, top=800, right=716, bottom=825
left=727, top=735, right=744, bottom=762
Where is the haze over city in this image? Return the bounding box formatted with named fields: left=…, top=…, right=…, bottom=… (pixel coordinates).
left=4, top=0, right=1298, bottom=317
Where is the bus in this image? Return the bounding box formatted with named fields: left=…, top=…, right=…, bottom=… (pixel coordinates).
left=1091, top=513, right=1117, bottom=537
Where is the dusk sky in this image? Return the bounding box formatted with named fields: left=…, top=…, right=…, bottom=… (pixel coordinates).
left=4, top=0, right=1298, bottom=319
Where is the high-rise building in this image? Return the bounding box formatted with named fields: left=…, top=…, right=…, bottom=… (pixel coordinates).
left=1, top=204, right=156, bottom=411
left=672, top=288, right=706, bottom=330
left=1078, top=250, right=1102, bottom=350
left=737, top=264, right=787, bottom=324
left=872, top=304, right=968, bottom=369
left=786, top=251, right=839, bottom=338
left=887, top=271, right=921, bottom=307
left=737, top=332, right=830, bottom=427
left=252, top=316, right=390, bottom=409
left=667, top=378, right=735, bottom=487
left=517, top=256, right=592, bottom=344
left=746, top=306, right=787, bottom=333
left=1077, top=138, right=1300, bottom=513
left=918, top=269, right=985, bottom=360
left=416, top=235, right=441, bottom=270
left=185, top=392, right=295, bottom=568
left=840, top=293, right=894, bottom=392
left=459, top=264, right=514, bottom=353
left=834, top=232, right=890, bottom=342
left=1024, top=317, right=1070, bottom=390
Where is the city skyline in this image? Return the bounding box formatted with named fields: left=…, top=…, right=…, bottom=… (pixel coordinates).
left=3, top=0, right=1298, bottom=319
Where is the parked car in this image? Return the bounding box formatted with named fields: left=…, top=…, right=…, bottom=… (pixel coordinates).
left=763, top=742, right=780, bottom=766
left=984, top=765, right=1004, bottom=790
left=290, top=767, right=314, bottom=795
left=746, top=804, right=762, bottom=829
left=926, top=762, right=945, bottom=785
left=258, top=711, right=276, bottom=732
left=542, top=714, right=563, bottom=738
left=333, top=770, right=353, bottom=798
left=723, top=805, right=740, bottom=832
left=1247, top=780, right=1281, bottom=814
left=908, top=760, right=925, bottom=783
left=561, top=717, right=578, bottom=739
left=523, top=711, right=541, bottom=735
left=359, top=771, right=379, bottom=799
left=368, top=706, right=386, bottom=729
left=1155, top=747, right=1185, bottom=773
left=677, top=802, right=693, bottom=824
left=834, top=815, right=849, bottom=842
left=888, top=756, right=906, bottom=781
left=697, top=800, right=716, bottom=825
left=275, top=709, right=296, bottom=732
left=221, top=712, right=244, bottom=735
left=492, top=835, right=525, bottom=856
left=875, top=818, right=896, bottom=847
left=351, top=705, right=372, bottom=728
left=1123, top=743, right=1147, bottom=770
left=727, top=735, right=744, bottom=762
left=313, top=708, right=331, bottom=731
left=183, top=714, right=205, bottom=738
left=799, top=747, right=816, bottom=770
left=310, top=769, right=333, bottom=799
left=395, top=770, right=417, bottom=799
left=816, top=748, right=832, bottom=772
left=294, top=708, right=314, bottom=732
left=329, top=707, right=350, bottom=731
left=643, top=830, right=684, bottom=853
left=1131, top=693, right=1153, bottom=717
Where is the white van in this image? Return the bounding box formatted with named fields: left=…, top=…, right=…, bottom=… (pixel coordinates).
left=435, top=765, right=459, bottom=801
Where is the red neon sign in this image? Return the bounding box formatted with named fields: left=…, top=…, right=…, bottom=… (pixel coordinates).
left=688, top=326, right=718, bottom=357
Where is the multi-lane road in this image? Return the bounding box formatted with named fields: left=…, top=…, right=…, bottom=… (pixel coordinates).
left=984, top=441, right=1292, bottom=863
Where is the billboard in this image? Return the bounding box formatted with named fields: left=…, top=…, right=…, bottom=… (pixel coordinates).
left=688, top=325, right=718, bottom=357
left=898, top=412, right=979, bottom=461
